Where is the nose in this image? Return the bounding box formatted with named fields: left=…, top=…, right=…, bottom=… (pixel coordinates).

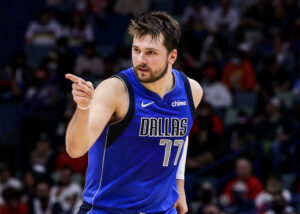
left=137, top=52, right=147, bottom=64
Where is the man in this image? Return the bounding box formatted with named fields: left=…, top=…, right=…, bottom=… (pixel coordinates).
left=50, top=166, right=83, bottom=214
left=220, top=158, right=263, bottom=206
left=65, top=11, right=203, bottom=214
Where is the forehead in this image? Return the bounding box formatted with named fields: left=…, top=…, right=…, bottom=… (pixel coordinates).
left=237, top=160, right=250, bottom=168
left=132, top=34, right=166, bottom=50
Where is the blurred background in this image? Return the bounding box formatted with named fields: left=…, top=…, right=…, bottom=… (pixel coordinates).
left=0, top=0, right=300, bottom=213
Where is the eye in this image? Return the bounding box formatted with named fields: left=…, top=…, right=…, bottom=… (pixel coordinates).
left=147, top=51, right=156, bottom=55
left=133, top=48, right=140, bottom=53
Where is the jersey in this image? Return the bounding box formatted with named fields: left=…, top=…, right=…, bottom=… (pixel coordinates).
left=81, top=68, right=196, bottom=214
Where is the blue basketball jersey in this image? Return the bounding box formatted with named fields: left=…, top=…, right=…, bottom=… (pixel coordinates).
left=82, top=68, right=196, bottom=213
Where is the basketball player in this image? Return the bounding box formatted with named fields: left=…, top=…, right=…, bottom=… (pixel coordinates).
left=65, top=11, right=203, bottom=214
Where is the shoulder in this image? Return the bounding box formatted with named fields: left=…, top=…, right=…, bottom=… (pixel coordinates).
left=93, top=76, right=129, bottom=122
left=27, top=21, right=38, bottom=29
left=49, top=20, right=61, bottom=27
left=249, top=176, right=263, bottom=186
left=188, top=78, right=203, bottom=108
left=94, top=77, right=127, bottom=99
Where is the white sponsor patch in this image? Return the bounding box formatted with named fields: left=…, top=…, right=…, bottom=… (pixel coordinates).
left=171, top=100, right=187, bottom=107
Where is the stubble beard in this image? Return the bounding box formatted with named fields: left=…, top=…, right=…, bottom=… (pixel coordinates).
left=133, top=62, right=169, bottom=83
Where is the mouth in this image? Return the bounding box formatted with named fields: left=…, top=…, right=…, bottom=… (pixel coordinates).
left=136, top=66, right=151, bottom=73
left=138, top=68, right=149, bottom=72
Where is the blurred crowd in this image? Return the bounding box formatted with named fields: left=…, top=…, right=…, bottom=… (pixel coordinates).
left=1, top=0, right=300, bottom=213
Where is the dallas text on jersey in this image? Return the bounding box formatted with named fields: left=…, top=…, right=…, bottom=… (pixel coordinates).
left=139, top=117, right=188, bottom=137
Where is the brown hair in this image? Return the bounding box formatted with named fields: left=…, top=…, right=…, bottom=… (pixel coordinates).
left=128, top=11, right=181, bottom=53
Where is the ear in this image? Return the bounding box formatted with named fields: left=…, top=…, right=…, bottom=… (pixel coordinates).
left=168, top=49, right=177, bottom=65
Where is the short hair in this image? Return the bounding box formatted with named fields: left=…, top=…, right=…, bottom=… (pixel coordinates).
left=128, top=11, right=181, bottom=52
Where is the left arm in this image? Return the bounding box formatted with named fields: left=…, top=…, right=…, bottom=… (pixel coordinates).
left=188, top=78, right=203, bottom=108
left=174, top=78, right=203, bottom=213
left=174, top=137, right=188, bottom=213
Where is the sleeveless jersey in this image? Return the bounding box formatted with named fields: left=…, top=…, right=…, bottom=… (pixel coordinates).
left=82, top=68, right=196, bottom=213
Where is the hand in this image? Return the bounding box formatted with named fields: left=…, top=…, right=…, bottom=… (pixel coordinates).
left=65, top=74, right=94, bottom=109
left=174, top=180, right=188, bottom=214
left=174, top=198, right=188, bottom=214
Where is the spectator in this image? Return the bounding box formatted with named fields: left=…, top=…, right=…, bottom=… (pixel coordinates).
left=36, top=52, right=60, bottom=84
left=254, top=97, right=292, bottom=173
left=201, top=52, right=232, bottom=109
left=187, top=103, right=223, bottom=170
left=0, top=188, right=28, bottom=214
left=222, top=49, right=256, bottom=91
left=5, top=51, right=34, bottom=98
left=256, top=174, right=293, bottom=214
left=207, top=0, right=240, bottom=33
left=243, top=0, right=274, bottom=31
left=190, top=102, right=224, bottom=138
left=50, top=166, right=82, bottom=214
left=56, top=144, right=88, bottom=174
left=259, top=54, right=290, bottom=96
left=189, top=182, right=218, bottom=213
left=272, top=35, right=295, bottom=74
left=263, top=193, right=296, bottom=214
left=54, top=38, right=76, bottom=84
left=0, top=67, right=20, bottom=101
left=20, top=171, right=36, bottom=214
left=228, top=111, right=255, bottom=151
left=74, top=42, right=105, bottom=82
left=220, top=158, right=263, bottom=206
left=25, top=8, right=63, bottom=46
left=32, top=180, right=62, bottom=214
left=90, top=0, right=110, bottom=15
left=30, top=134, right=55, bottom=173
left=0, top=163, right=22, bottom=205
left=182, top=0, right=210, bottom=30
left=74, top=0, right=89, bottom=14
left=65, top=11, right=94, bottom=50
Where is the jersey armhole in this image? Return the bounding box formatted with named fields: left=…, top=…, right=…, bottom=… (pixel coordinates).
left=179, top=72, right=196, bottom=119
left=106, top=73, right=135, bottom=147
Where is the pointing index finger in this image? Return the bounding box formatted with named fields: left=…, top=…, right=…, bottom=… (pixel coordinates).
left=65, top=74, right=85, bottom=84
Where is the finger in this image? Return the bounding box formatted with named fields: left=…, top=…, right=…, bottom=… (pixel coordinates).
left=67, top=74, right=92, bottom=89
left=86, top=81, right=93, bottom=89
left=74, top=83, right=93, bottom=95
left=74, top=96, right=90, bottom=104
left=65, top=74, right=85, bottom=84
left=72, top=90, right=91, bottom=99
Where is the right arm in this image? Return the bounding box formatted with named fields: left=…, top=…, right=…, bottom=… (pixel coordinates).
left=65, top=74, right=125, bottom=158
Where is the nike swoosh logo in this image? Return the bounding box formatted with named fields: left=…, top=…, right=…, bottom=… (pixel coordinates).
left=141, top=101, right=154, bottom=108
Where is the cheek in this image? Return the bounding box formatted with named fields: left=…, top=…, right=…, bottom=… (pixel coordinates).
left=132, top=56, right=140, bottom=66
left=151, top=56, right=167, bottom=66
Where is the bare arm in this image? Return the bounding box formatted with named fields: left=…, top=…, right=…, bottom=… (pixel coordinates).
left=174, top=78, right=203, bottom=213
left=189, top=78, right=203, bottom=108
left=65, top=74, right=125, bottom=158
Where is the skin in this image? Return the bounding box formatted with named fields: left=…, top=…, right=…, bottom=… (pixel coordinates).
left=65, top=33, right=203, bottom=213
left=236, top=159, right=252, bottom=180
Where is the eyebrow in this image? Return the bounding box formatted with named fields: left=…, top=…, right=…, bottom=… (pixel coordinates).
left=132, top=45, right=160, bottom=52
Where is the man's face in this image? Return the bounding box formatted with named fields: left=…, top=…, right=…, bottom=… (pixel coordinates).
left=267, top=179, right=282, bottom=194
left=59, top=168, right=72, bottom=185
left=36, top=183, right=49, bottom=200
left=236, top=159, right=251, bottom=180
left=132, top=33, right=176, bottom=83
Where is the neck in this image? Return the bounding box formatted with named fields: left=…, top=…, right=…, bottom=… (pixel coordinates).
left=141, top=67, right=174, bottom=99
